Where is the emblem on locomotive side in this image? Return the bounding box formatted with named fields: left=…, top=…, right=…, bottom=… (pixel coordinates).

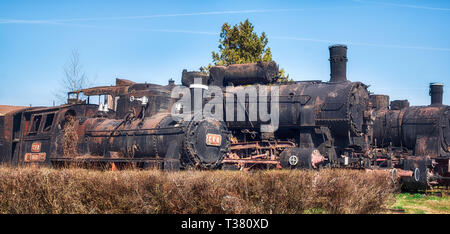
left=31, top=142, right=41, bottom=152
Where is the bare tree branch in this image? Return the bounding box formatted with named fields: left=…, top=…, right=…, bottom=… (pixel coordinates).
left=53, top=49, right=92, bottom=105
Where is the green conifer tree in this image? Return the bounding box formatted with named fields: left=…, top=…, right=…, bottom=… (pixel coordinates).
left=202, top=19, right=290, bottom=82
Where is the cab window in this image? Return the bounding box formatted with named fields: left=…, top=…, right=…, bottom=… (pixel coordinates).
left=28, top=114, right=42, bottom=135
left=43, top=113, right=55, bottom=132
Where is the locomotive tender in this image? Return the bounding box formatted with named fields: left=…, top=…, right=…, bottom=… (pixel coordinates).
left=0, top=44, right=448, bottom=189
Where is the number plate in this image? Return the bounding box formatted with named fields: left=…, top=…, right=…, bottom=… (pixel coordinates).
left=24, top=153, right=46, bottom=162
left=206, top=133, right=222, bottom=146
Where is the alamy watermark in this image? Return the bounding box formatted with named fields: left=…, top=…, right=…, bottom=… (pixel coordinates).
left=171, top=78, right=279, bottom=133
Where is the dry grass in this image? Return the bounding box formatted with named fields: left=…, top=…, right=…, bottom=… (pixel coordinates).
left=0, top=167, right=397, bottom=214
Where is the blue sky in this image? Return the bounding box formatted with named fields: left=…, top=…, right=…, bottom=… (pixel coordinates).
left=0, top=0, right=449, bottom=106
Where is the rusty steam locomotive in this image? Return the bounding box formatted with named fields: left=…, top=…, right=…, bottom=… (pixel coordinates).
left=0, top=45, right=448, bottom=189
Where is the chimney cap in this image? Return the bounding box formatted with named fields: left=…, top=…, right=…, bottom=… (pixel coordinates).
left=430, top=82, right=443, bottom=86
left=329, top=44, right=348, bottom=49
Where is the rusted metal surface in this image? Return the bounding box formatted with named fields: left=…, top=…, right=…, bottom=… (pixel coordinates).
left=403, top=106, right=449, bottom=157
left=311, top=149, right=326, bottom=168
left=81, top=113, right=182, bottom=159
left=373, top=108, right=406, bottom=147
left=68, top=78, right=134, bottom=97
left=0, top=44, right=449, bottom=190
left=181, top=70, right=209, bottom=87
left=210, top=61, right=279, bottom=86
left=364, top=168, right=413, bottom=180
left=0, top=105, right=28, bottom=116
left=390, top=100, right=410, bottom=110
left=223, top=140, right=295, bottom=170
left=72, top=85, right=129, bottom=97
left=370, top=95, right=389, bottom=111
left=182, top=61, right=279, bottom=87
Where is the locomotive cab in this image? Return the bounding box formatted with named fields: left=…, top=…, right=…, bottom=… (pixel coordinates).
left=0, top=106, right=29, bottom=165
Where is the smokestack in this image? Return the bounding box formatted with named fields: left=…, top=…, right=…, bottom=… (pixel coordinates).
left=329, top=44, right=348, bottom=83
left=429, top=82, right=443, bottom=105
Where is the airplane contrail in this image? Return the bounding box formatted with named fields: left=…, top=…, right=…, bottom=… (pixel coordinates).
left=13, top=22, right=220, bottom=35
left=353, top=0, right=450, bottom=11
left=2, top=2, right=449, bottom=25
left=0, top=8, right=302, bottom=24
left=272, top=36, right=450, bottom=52
left=0, top=6, right=366, bottom=24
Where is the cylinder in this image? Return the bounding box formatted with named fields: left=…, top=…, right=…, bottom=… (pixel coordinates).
left=430, top=83, right=443, bottom=105
left=181, top=70, right=209, bottom=87
left=280, top=147, right=325, bottom=169
left=329, top=44, right=348, bottom=83
left=209, top=61, right=279, bottom=86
